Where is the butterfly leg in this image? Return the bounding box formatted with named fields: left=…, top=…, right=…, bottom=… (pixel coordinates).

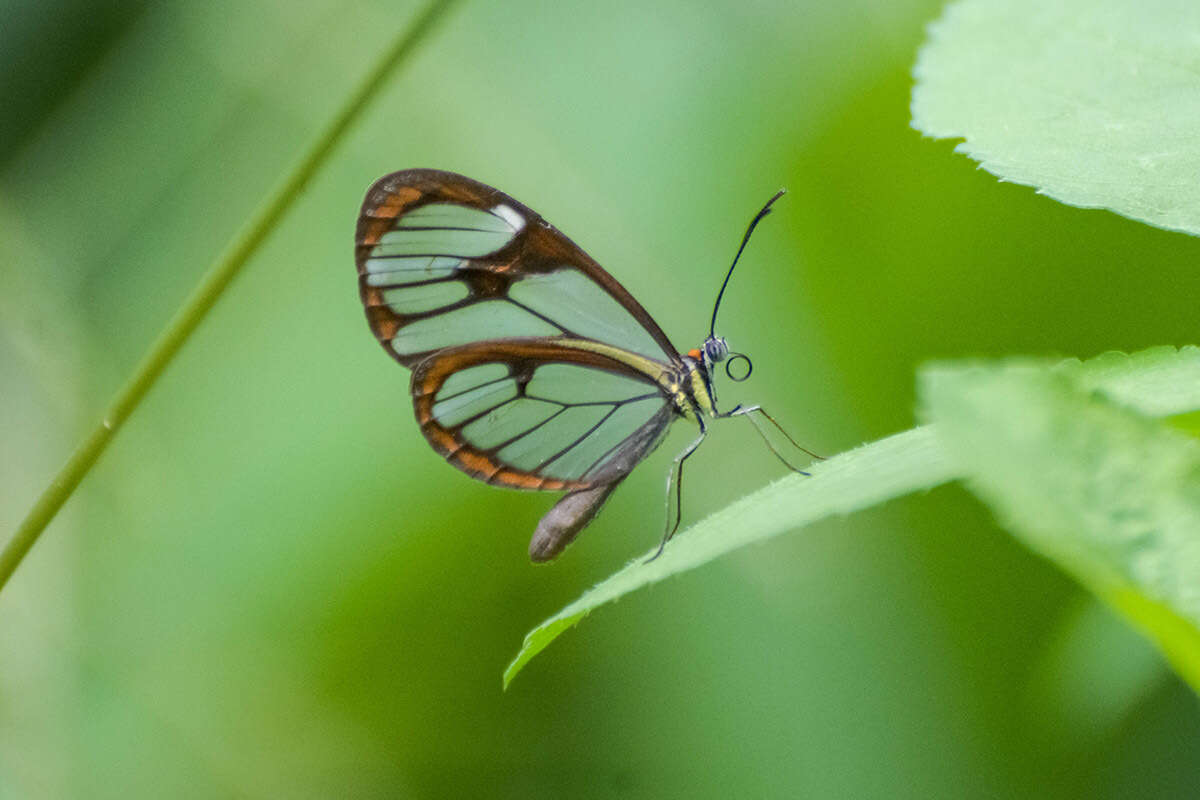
left=646, top=420, right=708, bottom=563
left=722, top=404, right=821, bottom=474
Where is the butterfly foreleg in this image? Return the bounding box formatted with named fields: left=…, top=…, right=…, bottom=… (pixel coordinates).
left=646, top=419, right=708, bottom=563
left=722, top=404, right=820, bottom=474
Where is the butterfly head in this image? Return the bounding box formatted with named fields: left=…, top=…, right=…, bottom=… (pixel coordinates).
left=689, top=335, right=752, bottom=382
left=703, top=335, right=729, bottom=363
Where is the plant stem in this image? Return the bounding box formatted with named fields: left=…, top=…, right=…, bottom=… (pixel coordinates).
left=0, top=0, right=461, bottom=595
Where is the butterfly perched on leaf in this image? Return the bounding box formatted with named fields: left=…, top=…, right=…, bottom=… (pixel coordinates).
left=354, top=169, right=814, bottom=561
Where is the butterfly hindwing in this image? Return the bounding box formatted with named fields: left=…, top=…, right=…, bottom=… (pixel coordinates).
left=355, top=169, right=683, bottom=368
left=411, top=340, right=674, bottom=492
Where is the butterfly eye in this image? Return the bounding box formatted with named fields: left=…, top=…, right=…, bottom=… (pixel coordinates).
left=704, top=337, right=729, bottom=363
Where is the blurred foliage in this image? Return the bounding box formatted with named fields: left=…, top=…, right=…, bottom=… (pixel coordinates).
left=2, top=0, right=1200, bottom=798
left=922, top=351, right=1200, bottom=692
left=0, top=1, right=149, bottom=164
left=913, top=0, right=1200, bottom=237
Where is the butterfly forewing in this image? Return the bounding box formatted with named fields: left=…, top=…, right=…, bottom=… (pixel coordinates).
left=355, top=169, right=682, bottom=368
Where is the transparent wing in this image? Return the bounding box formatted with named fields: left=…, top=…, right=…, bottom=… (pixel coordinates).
left=355, top=169, right=682, bottom=367
left=412, top=341, right=675, bottom=492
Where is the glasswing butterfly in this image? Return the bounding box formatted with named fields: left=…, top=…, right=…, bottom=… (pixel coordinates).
left=355, top=169, right=815, bottom=561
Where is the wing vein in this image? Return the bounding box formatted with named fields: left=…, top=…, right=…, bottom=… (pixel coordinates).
left=525, top=391, right=660, bottom=407
left=532, top=405, right=621, bottom=475
left=503, top=297, right=571, bottom=335
left=360, top=251, right=489, bottom=260
left=480, top=406, right=569, bottom=454
left=446, top=395, right=523, bottom=431
left=392, top=225, right=511, bottom=233
left=431, top=373, right=513, bottom=404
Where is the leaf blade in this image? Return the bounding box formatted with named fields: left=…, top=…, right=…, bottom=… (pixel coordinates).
left=921, top=358, right=1200, bottom=691
left=504, top=425, right=958, bottom=687
left=911, top=0, right=1200, bottom=237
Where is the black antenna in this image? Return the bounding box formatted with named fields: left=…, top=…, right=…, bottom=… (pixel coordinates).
left=709, top=188, right=787, bottom=338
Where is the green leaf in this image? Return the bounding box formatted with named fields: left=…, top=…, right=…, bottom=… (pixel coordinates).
left=504, top=425, right=959, bottom=688
left=1071, top=346, right=1200, bottom=416
left=505, top=346, right=1200, bottom=688
left=921, top=354, right=1200, bottom=689
left=911, top=0, right=1200, bottom=237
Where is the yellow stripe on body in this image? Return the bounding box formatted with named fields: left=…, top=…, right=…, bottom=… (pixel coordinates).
left=553, top=339, right=717, bottom=421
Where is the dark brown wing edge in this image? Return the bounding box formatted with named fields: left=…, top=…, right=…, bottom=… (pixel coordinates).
left=411, top=339, right=676, bottom=492
left=354, top=168, right=684, bottom=368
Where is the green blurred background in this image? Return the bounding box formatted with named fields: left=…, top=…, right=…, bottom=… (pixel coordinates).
left=3, top=0, right=1200, bottom=797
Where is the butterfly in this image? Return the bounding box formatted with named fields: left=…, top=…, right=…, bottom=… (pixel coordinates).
left=354, top=169, right=815, bottom=561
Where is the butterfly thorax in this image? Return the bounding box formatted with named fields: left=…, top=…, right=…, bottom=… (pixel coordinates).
left=674, top=352, right=720, bottom=422
left=679, top=334, right=733, bottom=419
